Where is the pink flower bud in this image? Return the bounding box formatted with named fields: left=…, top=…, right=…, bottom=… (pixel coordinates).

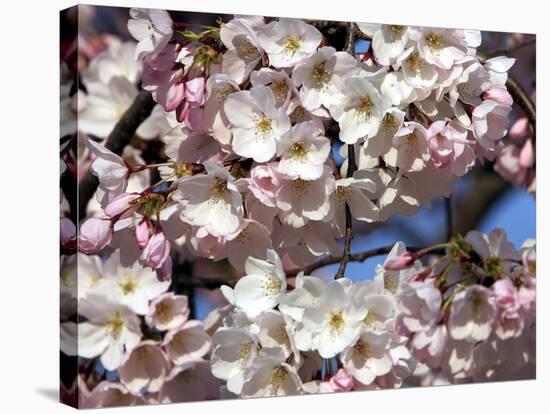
left=519, top=139, right=534, bottom=169
left=136, top=218, right=151, bottom=249
left=155, top=255, right=173, bottom=282
left=184, top=77, right=206, bottom=106
left=79, top=218, right=112, bottom=254
left=384, top=252, right=415, bottom=271
left=104, top=192, right=140, bottom=218
left=509, top=117, right=530, bottom=140
left=60, top=217, right=77, bottom=250
left=140, top=231, right=171, bottom=269
left=164, top=78, right=185, bottom=112
left=319, top=369, right=354, bottom=393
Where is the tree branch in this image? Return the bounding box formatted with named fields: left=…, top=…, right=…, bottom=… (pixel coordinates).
left=291, top=245, right=446, bottom=277
left=506, top=76, right=536, bottom=143
left=335, top=22, right=358, bottom=280
left=78, top=90, right=156, bottom=218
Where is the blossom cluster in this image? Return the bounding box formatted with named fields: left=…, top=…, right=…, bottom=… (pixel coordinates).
left=60, top=252, right=221, bottom=407
left=209, top=249, right=415, bottom=397
left=58, top=6, right=536, bottom=408
left=393, top=229, right=536, bottom=384
left=73, top=11, right=519, bottom=282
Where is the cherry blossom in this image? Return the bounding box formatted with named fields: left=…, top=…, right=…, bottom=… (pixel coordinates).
left=224, top=85, right=291, bottom=162
left=78, top=295, right=142, bottom=371
left=128, top=8, right=173, bottom=60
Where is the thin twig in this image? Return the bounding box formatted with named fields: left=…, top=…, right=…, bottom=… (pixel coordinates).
left=506, top=76, right=536, bottom=143
left=289, top=245, right=446, bottom=277
left=334, top=23, right=358, bottom=280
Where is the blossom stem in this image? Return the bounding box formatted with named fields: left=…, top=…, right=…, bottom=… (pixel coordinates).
left=143, top=162, right=174, bottom=169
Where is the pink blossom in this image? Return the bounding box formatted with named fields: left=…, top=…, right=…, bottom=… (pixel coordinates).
left=60, top=217, right=77, bottom=250
left=162, top=72, right=186, bottom=112
left=87, top=139, right=129, bottom=195
left=184, top=76, right=206, bottom=106
left=448, top=285, right=496, bottom=342
left=519, top=139, right=535, bottom=169
left=135, top=218, right=151, bottom=249
left=140, top=231, right=171, bottom=269
left=509, top=117, right=531, bottom=140
left=495, top=144, right=528, bottom=186
left=162, top=320, right=212, bottom=365
left=248, top=163, right=284, bottom=207
left=384, top=252, right=415, bottom=271
left=118, top=341, right=171, bottom=394
left=492, top=278, right=523, bottom=339
left=410, top=324, right=448, bottom=366
left=518, top=284, right=536, bottom=321
left=104, top=192, right=140, bottom=218
left=472, top=99, right=511, bottom=150
left=397, top=280, right=442, bottom=333
left=156, top=254, right=172, bottom=282
left=79, top=217, right=112, bottom=254
left=319, top=368, right=354, bottom=393
left=146, top=292, right=190, bottom=331
left=483, top=85, right=513, bottom=106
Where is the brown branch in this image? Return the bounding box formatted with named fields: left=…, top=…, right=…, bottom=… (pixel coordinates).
left=335, top=22, right=358, bottom=280
left=290, top=245, right=446, bottom=277
left=506, top=76, right=536, bottom=143
left=343, top=22, right=357, bottom=55
left=78, top=90, right=156, bottom=218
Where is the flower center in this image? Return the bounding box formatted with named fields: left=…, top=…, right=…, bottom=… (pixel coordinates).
left=269, top=366, right=288, bottom=393
left=388, top=25, right=404, bottom=42
left=211, top=179, right=228, bottom=195
left=425, top=33, right=444, bottom=52
left=288, top=141, right=307, bottom=160
left=290, top=106, right=307, bottom=124
left=255, top=114, right=273, bottom=139
left=156, top=300, right=172, bottom=323
left=239, top=341, right=253, bottom=363
left=270, top=80, right=289, bottom=103
left=238, top=39, right=259, bottom=60
left=362, top=312, right=376, bottom=326
left=312, top=63, right=330, bottom=88
left=356, top=96, right=374, bottom=119
left=328, top=310, right=345, bottom=336
left=335, top=186, right=352, bottom=203
left=283, top=36, right=301, bottom=55
left=354, top=340, right=371, bottom=359
left=293, top=178, right=309, bottom=196
left=119, top=276, right=138, bottom=295
left=234, top=226, right=251, bottom=245
left=406, top=51, right=423, bottom=73
left=263, top=277, right=282, bottom=296
left=108, top=316, right=124, bottom=336
left=382, top=113, right=400, bottom=135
